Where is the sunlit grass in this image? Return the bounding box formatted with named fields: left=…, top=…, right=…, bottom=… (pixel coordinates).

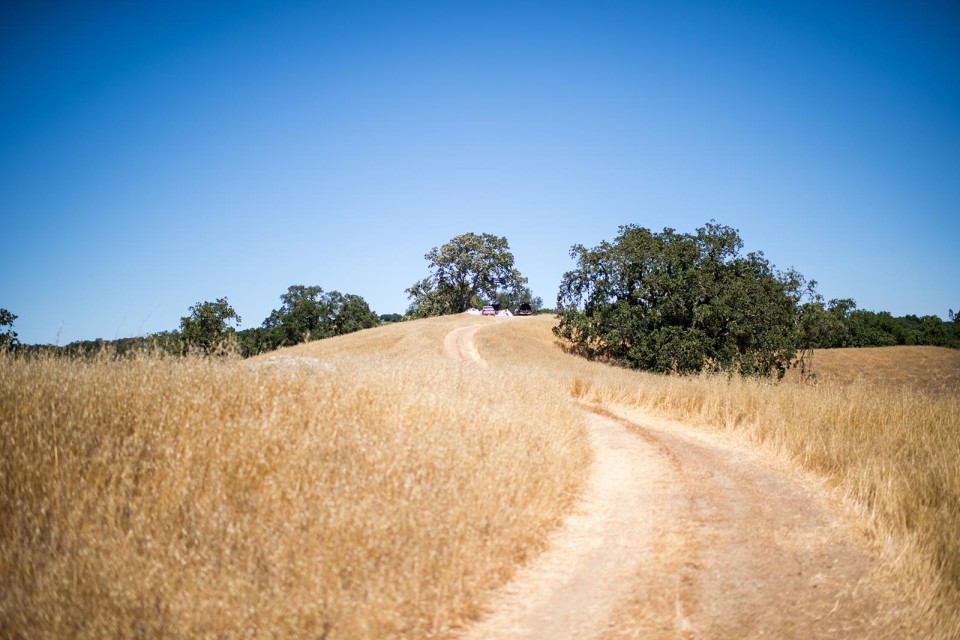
left=0, top=317, right=589, bottom=638
left=479, top=316, right=960, bottom=639
left=785, top=344, right=960, bottom=395
left=4, top=312, right=956, bottom=638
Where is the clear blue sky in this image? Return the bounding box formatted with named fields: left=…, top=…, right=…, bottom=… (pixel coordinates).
left=2, top=0, right=958, bottom=345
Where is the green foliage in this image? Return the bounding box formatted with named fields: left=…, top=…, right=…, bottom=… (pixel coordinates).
left=260, top=285, right=379, bottom=350
left=179, top=298, right=241, bottom=353
left=491, top=287, right=544, bottom=313
left=147, top=330, right=187, bottom=356
left=798, top=298, right=845, bottom=350
left=379, top=313, right=403, bottom=323
left=800, top=300, right=959, bottom=349
left=0, top=308, right=18, bottom=349
left=555, top=222, right=809, bottom=378
left=405, top=233, right=531, bottom=317
left=848, top=310, right=907, bottom=346
left=335, top=292, right=382, bottom=335
left=36, top=287, right=380, bottom=360
left=47, top=333, right=184, bottom=358
left=233, top=327, right=274, bottom=358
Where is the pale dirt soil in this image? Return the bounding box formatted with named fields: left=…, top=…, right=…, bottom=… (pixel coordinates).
left=447, top=320, right=921, bottom=640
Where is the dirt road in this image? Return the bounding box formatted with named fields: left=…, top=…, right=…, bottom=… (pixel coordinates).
left=447, top=322, right=914, bottom=639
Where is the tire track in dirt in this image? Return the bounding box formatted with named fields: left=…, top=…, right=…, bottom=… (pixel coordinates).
left=444, top=324, right=487, bottom=367
left=448, top=322, right=673, bottom=638
left=459, top=408, right=682, bottom=640
left=593, top=406, right=915, bottom=639
left=446, top=323, right=915, bottom=639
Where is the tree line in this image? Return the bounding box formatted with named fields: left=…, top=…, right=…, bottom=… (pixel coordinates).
left=2, top=225, right=956, bottom=372
left=4, top=286, right=382, bottom=359
left=798, top=298, right=960, bottom=349
left=149, top=285, right=385, bottom=357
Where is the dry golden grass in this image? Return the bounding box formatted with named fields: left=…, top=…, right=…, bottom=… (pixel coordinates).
left=479, top=316, right=960, bottom=639
left=5, top=311, right=957, bottom=638
left=0, top=316, right=589, bottom=639
left=786, top=345, right=960, bottom=396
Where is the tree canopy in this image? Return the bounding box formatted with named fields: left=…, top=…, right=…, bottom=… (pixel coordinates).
left=405, top=232, right=532, bottom=317
left=798, top=298, right=960, bottom=349
left=0, top=308, right=18, bottom=349
left=259, top=285, right=379, bottom=349
left=555, top=222, right=810, bottom=377
left=179, top=298, right=241, bottom=353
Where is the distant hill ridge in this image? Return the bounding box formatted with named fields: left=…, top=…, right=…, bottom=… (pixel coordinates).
left=788, top=345, right=960, bottom=395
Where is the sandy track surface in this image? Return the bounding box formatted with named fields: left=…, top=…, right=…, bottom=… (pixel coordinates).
left=444, top=324, right=488, bottom=366
left=593, top=406, right=912, bottom=639
left=447, top=322, right=913, bottom=639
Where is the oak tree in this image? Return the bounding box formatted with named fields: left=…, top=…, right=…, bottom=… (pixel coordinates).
left=555, top=222, right=809, bottom=377
left=406, top=233, right=530, bottom=317
left=179, top=298, right=241, bottom=353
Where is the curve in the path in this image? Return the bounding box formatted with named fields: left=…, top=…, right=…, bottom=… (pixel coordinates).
left=444, top=324, right=487, bottom=366
left=591, top=406, right=913, bottom=639
left=459, top=409, right=679, bottom=640
left=449, top=322, right=663, bottom=638
left=446, top=323, right=914, bottom=640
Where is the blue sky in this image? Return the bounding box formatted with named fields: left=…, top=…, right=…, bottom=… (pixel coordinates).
left=2, top=0, right=958, bottom=344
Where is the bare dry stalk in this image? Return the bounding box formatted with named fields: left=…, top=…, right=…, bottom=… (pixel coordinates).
left=0, top=316, right=589, bottom=639
left=478, top=316, right=960, bottom=639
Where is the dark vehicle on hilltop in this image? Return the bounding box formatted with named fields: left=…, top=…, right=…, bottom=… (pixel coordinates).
left=516, top=303, right=534, bottom=316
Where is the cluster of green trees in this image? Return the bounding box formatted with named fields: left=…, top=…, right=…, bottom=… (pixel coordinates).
left=6, top=232, right=542, bottom=359
left=6, top=286, right=380, bottom=359
left=4, top=225, right=956, bottom=373
left=555, top=222, right=811, bottom=377
left=799, top=298, right=960, bottom=349
left=554, top=222, right=958, bottom=378
left=162, top=286, right=381, bottom=357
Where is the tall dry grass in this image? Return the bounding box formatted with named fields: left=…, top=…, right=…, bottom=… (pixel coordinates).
left=6, top=310, right=956, bottom=637
left=785, top=345, right=960, bottom=395
left=479, top=316, right=960, bottom=638
left=0, top=316, right=589, bottom=639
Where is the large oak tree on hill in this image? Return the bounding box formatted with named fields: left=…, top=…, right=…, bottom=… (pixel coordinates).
left=555, top=222, right=810, bottom=378
left=405, top=232, right=532, bottom=317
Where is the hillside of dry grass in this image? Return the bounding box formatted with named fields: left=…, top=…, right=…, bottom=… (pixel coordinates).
left=787, top=345, right=960, bottom=395
left=0, top=316, right=590, bottom=639
left=4, top=313, right=957, bottom=638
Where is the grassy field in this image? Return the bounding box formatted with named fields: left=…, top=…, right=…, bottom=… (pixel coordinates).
left=0, top=316, right=589, bottom=638
left=3, top=314, right=958, bottom=637
left=785, top=344, right=960, bottom=395
left=478, top=316, right=960, bottom=638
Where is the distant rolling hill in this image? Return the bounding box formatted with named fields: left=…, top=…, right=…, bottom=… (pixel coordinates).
left=788, top=345, right=960, bottom=395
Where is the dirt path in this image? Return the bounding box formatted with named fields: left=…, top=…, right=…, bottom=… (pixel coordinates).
left=593, top=406, right=912, bottom=639
left=447, top=323, right=914, bottom=639
left=444, top=324, right=487, bottom=366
